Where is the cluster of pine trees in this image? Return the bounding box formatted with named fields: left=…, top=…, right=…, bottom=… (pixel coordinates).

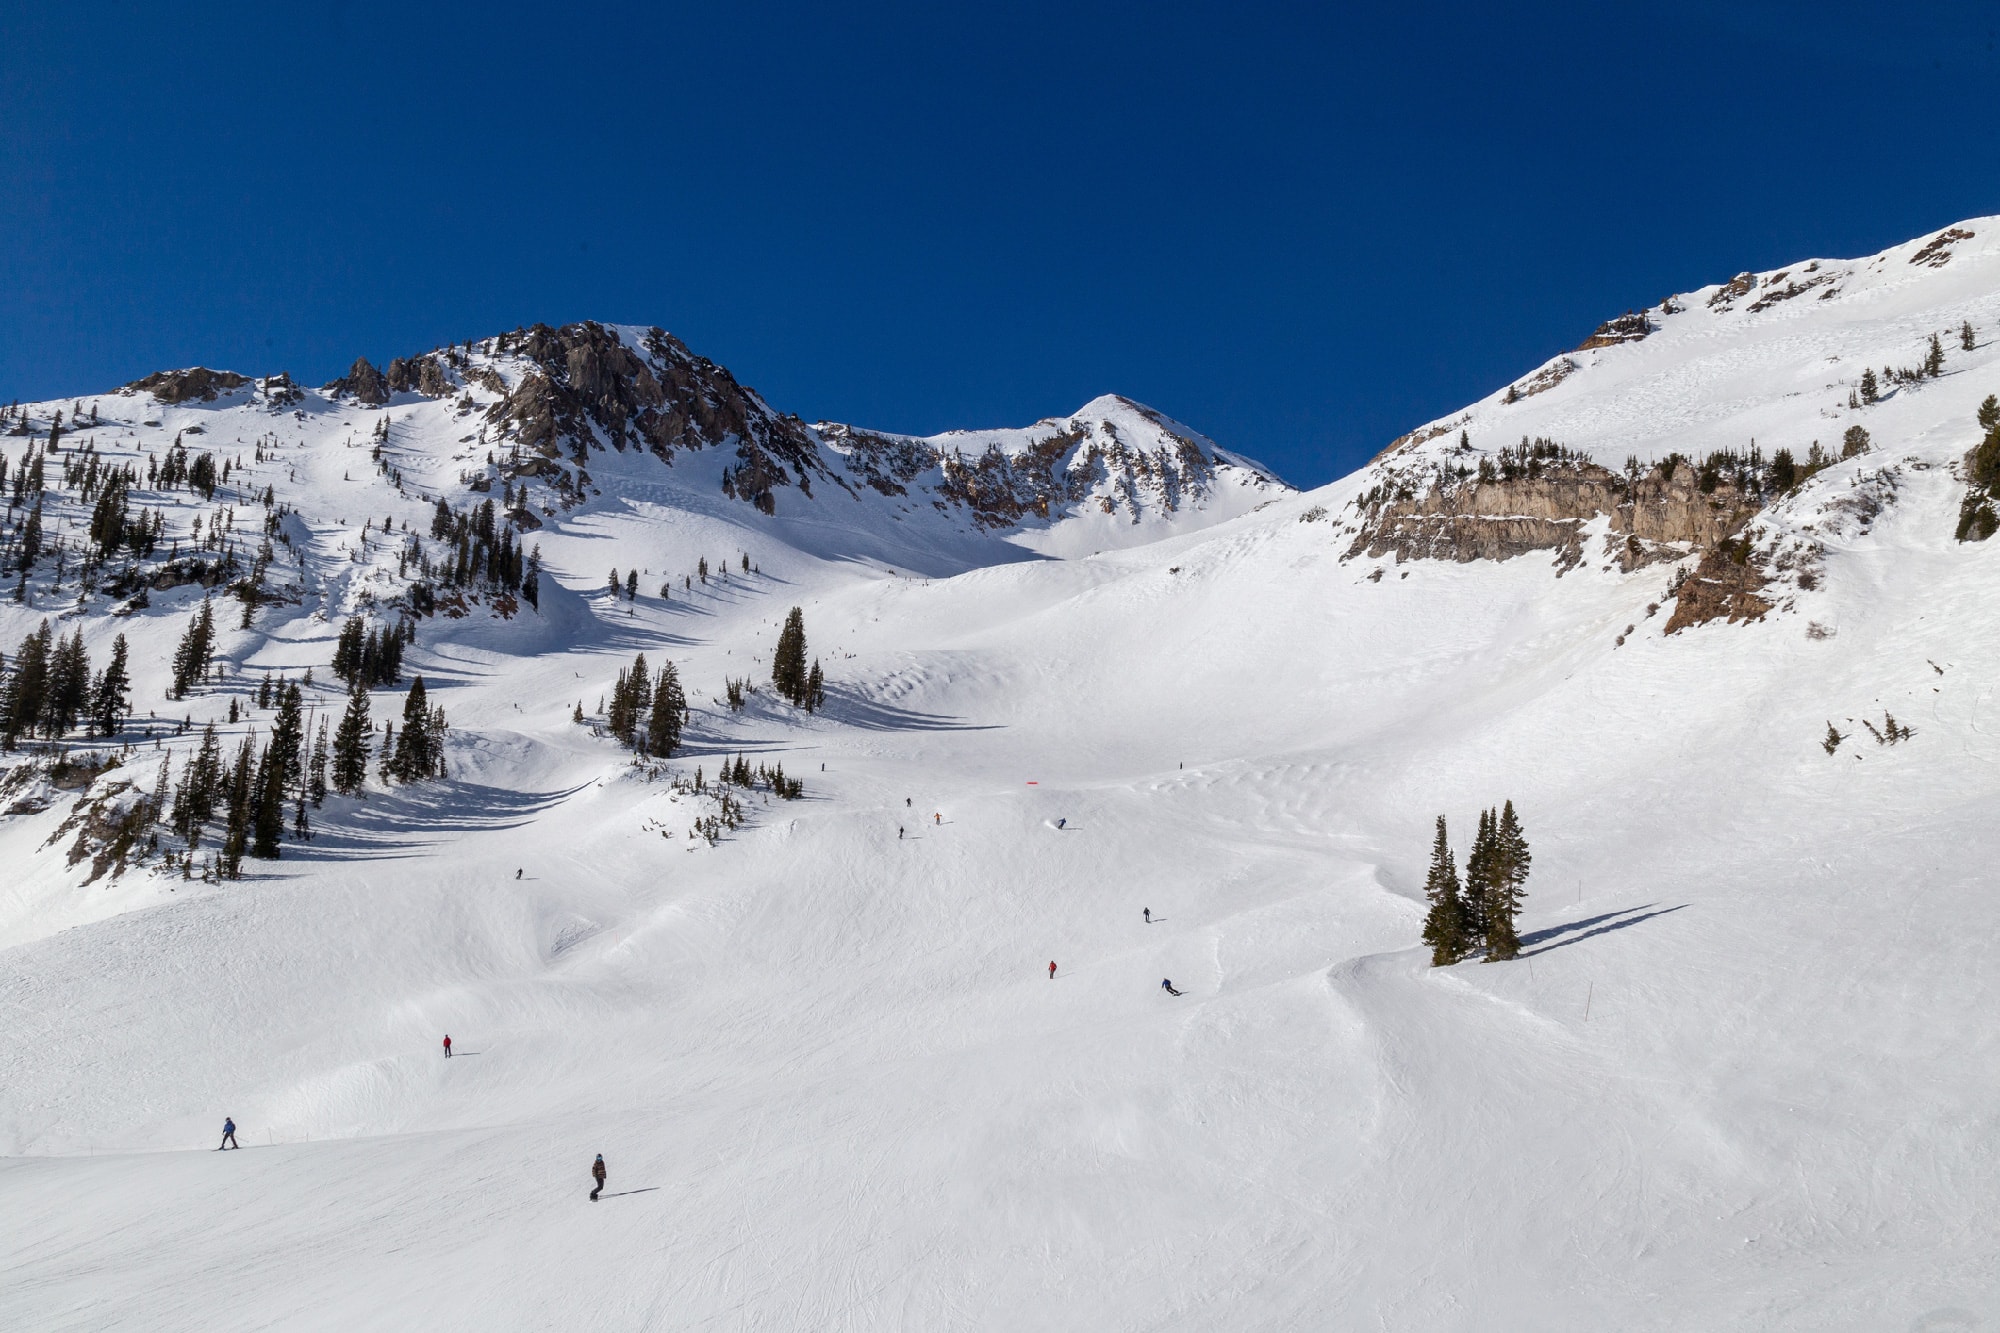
left=716, top=753, right=803, bottom=799
left=0, top=622, right=130, bottom=748
left=411, top=497, right=540, bottom=608
left=170, top=599, right=220, bottom=698
left=1420, top=802, right=1531, bottom=965
left=604, top=652, right=686, bottom=758
left=330, top=615, right=411, bottom=688
left=772, top=607, right=826, bottom=711
left=165, top=679, right=319, bottom=875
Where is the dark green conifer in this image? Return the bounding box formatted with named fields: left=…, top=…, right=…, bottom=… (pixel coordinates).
left=332, top=682, right=372, bottom=795
left=1420, top=816, right=1468, bottom=966
left=773, top=607, right=808, bottom=705
left=648, top=662, right=685, bottom=757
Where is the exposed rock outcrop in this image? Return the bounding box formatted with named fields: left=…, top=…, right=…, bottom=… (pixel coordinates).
left=123, top=367, right=252, bottom=404
left=1349, top=454, right=1764, bottom=574
left=486, top=322, right=822, bottom=514
left=388, top=354, right=453, bottom=398
left=1662, top=540, right=1772, bottom=633
left=324, top=357, right=391, bottom=405
left=1576, top=311, right=1652, bottom=350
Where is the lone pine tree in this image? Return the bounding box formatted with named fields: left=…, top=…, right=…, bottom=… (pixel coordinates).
left=773, top=607, right=809, bottom=705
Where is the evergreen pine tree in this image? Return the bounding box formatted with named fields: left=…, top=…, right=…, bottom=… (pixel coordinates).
left=91, top=633, right=130, bottom=736
left=219, top=736, right=255, bottom=878
left=332, top=682, right=372, bottom=795
left=1419, top=815, right=1468, bottom=966
left=1484, top=800, right=1531, bottom=960
left=308, top=716, right=329, bottom=806
left=1979, top=395, right=2000, bottom=433
left=0, top=620, right=52, bottom=748
left=269, top=682, right=305, bottom=793
left=171, top=598, right=215, bottom=699
left=772, top=607, right=808, bottom=705
left=388, top=677, right=437, bottom=781
left=648, top=661, right=685, bottom=757
left=250, top=741, right=285, bottom=859
left=806, top=659, right=825, bottom=713
left=1925, top=332, right=1945, bottom=378
left=1962, top=320, right=1977, bottom=352
left=1859, top=367, right=1879, bottom=405
left=42, top=628, right=90, bottom=738
left=1462, top=808, right=1495, bottom=942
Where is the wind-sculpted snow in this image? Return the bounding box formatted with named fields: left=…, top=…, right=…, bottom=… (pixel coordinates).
left=2, top=225, right=1999, bottom=1330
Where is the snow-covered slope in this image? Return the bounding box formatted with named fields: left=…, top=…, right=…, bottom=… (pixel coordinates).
left=2, top=223, right=1999, bottom=1331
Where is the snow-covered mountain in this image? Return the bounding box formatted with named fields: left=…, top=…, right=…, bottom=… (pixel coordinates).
left=3, top=220, right=1999, bottom=1330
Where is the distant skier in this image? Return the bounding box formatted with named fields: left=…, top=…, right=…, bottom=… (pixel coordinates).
left=1055, top=818, right=1066, bottom=830
left=934, top=812, right=941, bottom=826
left=443, top=1035, right=452, bottom=1058
left=590, top=1154, right=606, bottom=1201
left=1161, top=979, right=1182, bottom=996
left=898, top=826, right=904, bottom=840
left=905, top=797, right=911, bottom=808
left=219, top=1117, right=239, bottom=1150
left=515, top=869, right=522, bottom=880
left=1048, top=960, right=1057, bottom=980
left=1143, top=907, right=1150, bottom=924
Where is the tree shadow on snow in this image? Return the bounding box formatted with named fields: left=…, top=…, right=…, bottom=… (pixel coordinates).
left=1517, top=903, right=1688, bottom=958
left=829, top=693, right=999, bottom=734
left=292, top=779, right=591, bottom=863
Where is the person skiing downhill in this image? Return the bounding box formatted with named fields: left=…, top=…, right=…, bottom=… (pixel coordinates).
left=219, top=1117, right=239, bottom=1150
left=1048, top=961, right=1057, bottom=980
left=1143, top=907, right=1150, bottom=924
left=590, top=1154, right=606, bottom=1201
left=1161, top=979, right=1182, bottom=996
left=442, top=1035, right=452, bottom=1058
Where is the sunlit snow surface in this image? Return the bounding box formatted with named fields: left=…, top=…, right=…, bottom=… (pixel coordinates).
left=4, top=223, right=2000, bottom=1329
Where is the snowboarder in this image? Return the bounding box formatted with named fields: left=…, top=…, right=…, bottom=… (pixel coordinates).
left=590, top=1154, right=606, bottom=1201
left=1143, top=907, right=1150, bottom=924
left=1161, top=979, right=1182, bottom=996
left=1048, top=961, right=1057, bottom=980
left=219, top=1117, right=239, bottom=1150
left=442, top=1035, right=452, bottom=1058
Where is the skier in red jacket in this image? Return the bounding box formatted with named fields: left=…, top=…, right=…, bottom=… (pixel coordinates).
left=1048, top=960, right=1057, bottom=980
left=442, top=1035, right=452, bottom=1058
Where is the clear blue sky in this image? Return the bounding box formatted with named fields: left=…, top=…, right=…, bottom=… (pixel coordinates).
left=4, top=2, right=1997, bottom=485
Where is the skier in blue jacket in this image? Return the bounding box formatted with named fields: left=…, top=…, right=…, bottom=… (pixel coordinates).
left=1161, top=979, right=1182, bottom=996
left=219, top=1117, right=239, bottom=1149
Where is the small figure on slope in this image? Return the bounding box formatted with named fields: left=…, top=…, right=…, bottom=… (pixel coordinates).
left=219, top=1117, right=239, bottom=1150
left=590, top=1153, right=607, bottom=1201
left=1048, top=960, right=1057, bottom=980
left=442, top=1035, right=452, bottom=1058
left=1143, top=907, right=1150, bottom=924
left=1161, top=979, right=1182, bottom=996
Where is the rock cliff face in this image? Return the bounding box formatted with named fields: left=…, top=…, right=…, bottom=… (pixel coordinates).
left=122, top=367, right=252, bottom=404
left=324, top=357, right=391, bottom=405
left=819, top=395, right=1264, bottom=530
left=1662, top=540, right=1773, bottom=633
left=1348, top=451, right=1766, bottom=578
left=485, top=322, right=822, bottom=515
